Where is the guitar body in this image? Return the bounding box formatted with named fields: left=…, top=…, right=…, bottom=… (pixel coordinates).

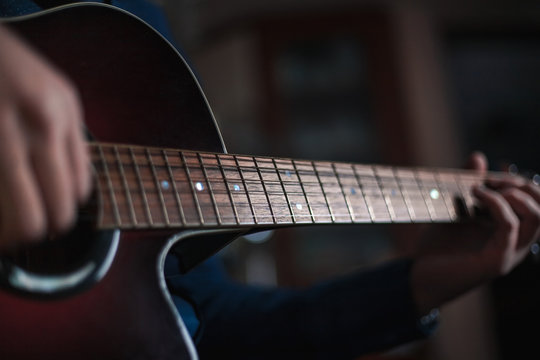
left=0, top=4, right=232, bottom=359
left=0, top=234, right=194, bottom=359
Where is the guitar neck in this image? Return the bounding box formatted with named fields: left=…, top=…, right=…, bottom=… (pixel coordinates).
left=90, top=142, right=492, bottom=230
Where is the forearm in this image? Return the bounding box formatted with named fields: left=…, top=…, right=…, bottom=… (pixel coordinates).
left=173, top=257, right=431, bottom=359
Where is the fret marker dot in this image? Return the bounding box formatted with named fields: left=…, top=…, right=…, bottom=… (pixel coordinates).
left=233, top=184, right=241, bottom=191
left=351, top=188, right=356, bottom=195
left=296, top=203, right=303, bottom=210
left=430, top=189, right=440, bottom=200
left=161, top=180, right=170, bottom=190
left=285, top=170, right=292, bottom=177
left=195, top=182, right=204, bottom=191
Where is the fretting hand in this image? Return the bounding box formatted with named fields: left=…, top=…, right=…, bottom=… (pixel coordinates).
left=411, top=152, right=540, bottom=314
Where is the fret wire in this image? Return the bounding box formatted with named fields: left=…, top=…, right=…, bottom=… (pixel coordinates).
left=272, top=158, right=297, bottom=224
left=343, top=164, right=371, bottom=222
left=332, top=163, right=355, bottom=222
left=110, top=158, right=363, bottom=184
left=434, top=170, right=457, bottom=221
left=422, top=170, right=451, bottom=221
left=456, top=172, right=478, bottom=217
left=147, top=148, right=170, bottom=225
left=292, top=160, right=316, bottom=223
left=378, top=166, right=412, bottom=222
left=393, top=168, right=416, bottom=222
left=114, top=145, right=137, bottom=226
left=253, top=156, right=277, bottom=225
left=98, top=144, right=121, bottom=227
left=100, top=187, right=388, bottom=200
left=97, top=182, right=393, bottom=198
left=86, top=205, right=357, bottom=223
left=91, top=143, right=505, bottom=226
left=230, top=165, right=367, bottom=184
left=84, top=202, right=329, bottom=220
left=129, top=146, right=153, bottom=225
left=216, top=154, right=240, bottom=225
left=162, top=149, right=187, bottom=225
left=413, top=169, right=436, bottom=221
left=373, top=166, right=394, bottom=221
left=180, top=151, right=205, bottom=225
left=233, top=155, right=259, bottom=224
left=95, top=144, right=496, bottom=182
left=351, top=166, right=375, bottom=222
left=198, top=153, right=222, bottom=225
left=393, top=169, right=413, bottom=222
left=98, top=164, right=466, bottom=202
left=96, top=156, right=390, bottom=189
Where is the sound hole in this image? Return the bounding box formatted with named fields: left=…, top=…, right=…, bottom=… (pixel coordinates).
left=7, top=213, right=98, bottom=275
left=0, top=192, right=117, bottom=298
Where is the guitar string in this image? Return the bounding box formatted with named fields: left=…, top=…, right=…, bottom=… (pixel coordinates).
left=80, top=195, right=456, bottom=226
left=89, top=155, right=484, bottom=192
left=89, top=170, right=473, bottom=207
left=89, top=161, right=473, bottom=196
left=90, top=143, right=492, bottom=180
left=83, top=183, right=461, bottom=227
left=87, top=144, right=483, bottom=226
left=89, top=165, right=477, bottom=217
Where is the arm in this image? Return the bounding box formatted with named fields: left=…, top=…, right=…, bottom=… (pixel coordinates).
left=169, top=256, right=427, bottom=360
left=0, top=24, right=90, bottom=249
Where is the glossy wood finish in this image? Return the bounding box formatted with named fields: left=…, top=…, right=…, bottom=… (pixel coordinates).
left=0, top=234, right=191, bottom=359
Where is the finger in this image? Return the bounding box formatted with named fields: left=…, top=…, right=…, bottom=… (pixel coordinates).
left=472, top=186, right=519, bottom=248
left=473, top=185, right=528, bottom=274
left=485, top=178, right=540, bottom=203
left=520, top=183, right=540, bottom=204
left=465, top=151, right=488, bottom=172
left=26, top=93, right=76, bottom=235
left=485, top=176, right=527, bottom=190
left=501, top=188, right=540, bottom=246
left=67, top=123, right=91, bottom=203
left=64, top=89, right=91, bottom=203
left=31, top=137, right=75, bottom=234
left=0, top=106, right=46, bottom=245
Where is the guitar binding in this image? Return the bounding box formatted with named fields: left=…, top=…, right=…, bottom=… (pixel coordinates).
left=0, top=193, right=119, bottom=300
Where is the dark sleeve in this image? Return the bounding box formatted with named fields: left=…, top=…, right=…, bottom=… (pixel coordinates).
left=168, top=255, right=435, bottom=360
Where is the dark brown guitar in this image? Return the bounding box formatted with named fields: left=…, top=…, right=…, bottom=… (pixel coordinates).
left=0, top=3, right=505, bottom=359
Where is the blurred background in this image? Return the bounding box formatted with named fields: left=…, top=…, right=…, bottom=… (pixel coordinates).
left=159, top=1, right=540, bottom=359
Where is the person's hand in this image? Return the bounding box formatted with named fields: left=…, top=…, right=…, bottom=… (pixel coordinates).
left=0, top=25, right=90, bottom=250
left=410, top=152, right=540, bottom=314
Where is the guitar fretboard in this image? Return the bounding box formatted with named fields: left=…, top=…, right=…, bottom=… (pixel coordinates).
left=90, top=142, right=489, bottom=230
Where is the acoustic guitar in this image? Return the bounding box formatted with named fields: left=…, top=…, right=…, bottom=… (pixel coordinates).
left=0, top=3, right=505, bottom=359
